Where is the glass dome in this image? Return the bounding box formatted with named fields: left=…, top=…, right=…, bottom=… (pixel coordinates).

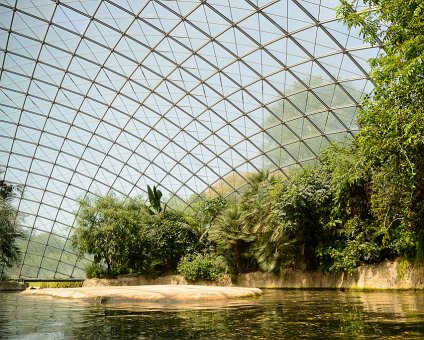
left=0, top=0, right=381, bottom=278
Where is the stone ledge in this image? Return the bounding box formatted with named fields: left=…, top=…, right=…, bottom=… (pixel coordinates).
left=236, top=259, right=424, bottom=289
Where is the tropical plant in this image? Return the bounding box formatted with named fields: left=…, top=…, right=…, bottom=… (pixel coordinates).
left=271, top=166, right=334, bottom=270
left=147, top=185, right=165, bottom=214
left=238, top=170, right=284, bottom=273
left=188, top=195, right=228, bottom=251
left=85, top=263, right=113, bottom=279
left=240, top=170, right=277, bottom=236
left=209, top=204, right=254, bottom=273
left=324, top=217, right=387, bottom=273
left=315, top=143, right=385, bottom=272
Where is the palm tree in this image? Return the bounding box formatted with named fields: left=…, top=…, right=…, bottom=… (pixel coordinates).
left=209, top=204, right=254, bottom=273
left=239, top=170, right=296, bottom=273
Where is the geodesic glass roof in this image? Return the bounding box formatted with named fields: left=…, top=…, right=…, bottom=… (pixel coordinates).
left=0, top=0, right=381, bottom=279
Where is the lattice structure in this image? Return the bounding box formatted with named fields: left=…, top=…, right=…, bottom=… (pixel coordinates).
left=0, top=0, right=381, bottom=279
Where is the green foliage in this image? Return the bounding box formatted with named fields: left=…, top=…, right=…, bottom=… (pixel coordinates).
left=237, top=171, right=285, bottom=273
left=315, top=143, right=380, bottom=272
left=185, top=195, right=229, bottom=253
left=187, top=195, right=228, bottom=234
left=324, top=217, right=387, bottom=273
left=240, top=171, right=277, bottom=236
left=147, top=210, right=198, bottom=273
left=72, top=194, right=149, bottom=274
left=226, top=168, right=334, bottom=273
left=197, top=196, right=228, bottom=227
left=271, top=167, right=333, bottom=271
left=209, top=204, right=254, bottom=273
left=190, top=171, right=281, bottom=274
left=319, top=142, right=370, bottom=218
left=317, top=141, right=419, bottom=272
left=73, top=191, right=198, bottom=278
left=0, top=274, right=10, bottom=281
left=337, top=0, right=424, bottom=262
left=177, top=253, right=228, bottom=282
left=0, top=171, right=24, bottom=273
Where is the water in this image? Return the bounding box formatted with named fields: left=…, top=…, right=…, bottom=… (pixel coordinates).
left=1, top=289, right=424, bottom=339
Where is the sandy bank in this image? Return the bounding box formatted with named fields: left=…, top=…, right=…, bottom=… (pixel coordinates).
left=20, top=285, right=262, bottom=303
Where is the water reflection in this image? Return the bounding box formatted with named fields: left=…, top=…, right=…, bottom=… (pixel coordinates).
left=1, top=290, right=424, bottom=339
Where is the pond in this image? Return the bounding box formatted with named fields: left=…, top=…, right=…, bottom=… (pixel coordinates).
left=1, top=289, right=424, bottom=339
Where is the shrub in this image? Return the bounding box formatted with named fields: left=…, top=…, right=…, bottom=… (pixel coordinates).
left=272, top=166, right=333, bottom=271
left=85, top=263, right=116, bottom=279
left=324, top=218, right=388, bottom=273
left=242, top=167, right=332, bottom=273
left=177, top=253, right=228, bottom=282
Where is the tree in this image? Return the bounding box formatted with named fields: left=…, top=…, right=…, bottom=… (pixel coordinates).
left=72, top=194, right=150, bottom=275
left=338, top=0, right=424, bottom=260
left=270, top=167, right=334, bottom=271
left=147, top=209, right=198, bottom=273
left=73, top=191, right=199, bottom=277
left=264, top=76, right=361, bottom=167
left=317, top=143, right=391, bottom=272
left=0, top=170, right=24, bottom=275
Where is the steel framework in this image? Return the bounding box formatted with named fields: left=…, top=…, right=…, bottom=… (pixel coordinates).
left=0, top=0, right=381, bottom=278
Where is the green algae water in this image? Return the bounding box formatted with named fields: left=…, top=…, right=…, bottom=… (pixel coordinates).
left=1, top=289, right=424, bottom=339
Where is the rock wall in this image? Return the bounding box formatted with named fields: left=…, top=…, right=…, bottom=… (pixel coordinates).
left=236, top=259, right=424, bottom=289
left=83, top=259, right=424, bottom=290
left=83, top=274, right=232, bottom=287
